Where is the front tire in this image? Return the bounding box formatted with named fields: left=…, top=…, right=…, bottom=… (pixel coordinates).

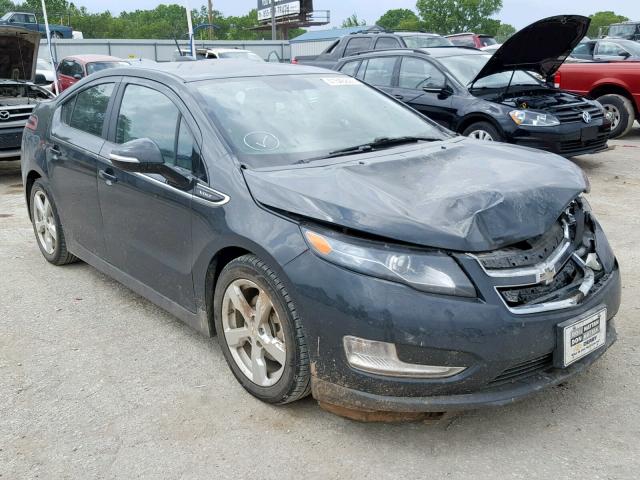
left=597, top=94, right=635, bottom=139
left=213, top=254, right=311, bottom=404
left=462, top=121, right=503, bottom=142
left=30, top=180, right=78, bottom=266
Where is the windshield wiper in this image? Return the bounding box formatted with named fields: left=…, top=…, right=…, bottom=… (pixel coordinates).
left=326, top=136, right=437, bottom=158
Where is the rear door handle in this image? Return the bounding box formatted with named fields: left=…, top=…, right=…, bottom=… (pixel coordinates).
left=49, top=144, right=61, bottom=159
left=99, top=169, right=118, bottom=185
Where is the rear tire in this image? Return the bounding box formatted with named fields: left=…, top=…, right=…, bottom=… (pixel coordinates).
left=597, top=94, right=635, bottom=139
left=30, top=180, right=78, bottom=266
left=213, top=254, right=311, bottom=404
left=462, top=121, right=503, bottom=142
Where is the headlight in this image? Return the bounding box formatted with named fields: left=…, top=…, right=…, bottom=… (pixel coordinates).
left=509, top=110, right=560, bottom=127
left=302, top=227, right=476, bottom=297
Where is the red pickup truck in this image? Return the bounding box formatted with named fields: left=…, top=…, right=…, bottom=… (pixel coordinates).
left=555, top=62, right=640, bottom=138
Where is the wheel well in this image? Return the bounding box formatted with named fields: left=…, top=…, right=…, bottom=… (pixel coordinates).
left=24, top=170, right=41, bottom=220
left=204, top=246, right=251, bottom=335
left=589, top=85, right=637, bottom=115
left=457, top=115, right=503, bottom=136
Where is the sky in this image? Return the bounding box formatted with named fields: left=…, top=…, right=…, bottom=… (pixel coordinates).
left=78, top=0, right=640, bottom=30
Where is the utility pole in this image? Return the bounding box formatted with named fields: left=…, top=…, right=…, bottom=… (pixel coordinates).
left=207, top=0, right=213, bottom=40
left=271, top=0, right=276, bottom=40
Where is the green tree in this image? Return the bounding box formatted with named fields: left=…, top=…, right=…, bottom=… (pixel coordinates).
left=416, top=0, right=503, bottom=35
left=341, top=13, right=366, bottom=28
left=588, top=11, right=629, bottom=38
left=376, top=8, right=420, bottom=30
left=495, top=22, right=516, bottom=42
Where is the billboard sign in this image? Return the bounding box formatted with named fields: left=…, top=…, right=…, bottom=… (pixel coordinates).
left=257, top=0, right=301, bottom=22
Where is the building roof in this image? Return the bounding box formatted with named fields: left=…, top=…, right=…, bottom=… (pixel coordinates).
left=290, top=25, right=383, bottom=43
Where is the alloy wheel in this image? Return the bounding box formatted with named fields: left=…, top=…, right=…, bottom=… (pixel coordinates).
left=468, top=129, right=494, bottom=141
left=32, top=190, right=57, bottom=255
left=221, top=279, right=286, bottom=387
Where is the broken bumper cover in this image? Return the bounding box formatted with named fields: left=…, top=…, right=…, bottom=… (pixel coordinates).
left=312, top=321, right=616, bottom=413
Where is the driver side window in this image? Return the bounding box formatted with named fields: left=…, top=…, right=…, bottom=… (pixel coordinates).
left=398, top=57, right=445, bottom=90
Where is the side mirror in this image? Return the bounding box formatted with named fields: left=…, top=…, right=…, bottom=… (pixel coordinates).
left=34, top=73, right=48, bottom=85
left=109, top=138, right=193, bottom=189
left=73, top=73, right=82, bottom=80
left=620, top=51, right=631, bottom=59
left=423, top=84, right=454, bottom=98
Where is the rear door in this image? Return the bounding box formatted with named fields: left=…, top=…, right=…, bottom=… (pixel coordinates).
left=48, top=79, right=118, bottom=257
left=594, top=41, right=631, bottom=61
left=96, top=78, right=205, bottom=311
left=357, top=56, right=399, bottom=96
left=392, top=56, right=455, bottom=128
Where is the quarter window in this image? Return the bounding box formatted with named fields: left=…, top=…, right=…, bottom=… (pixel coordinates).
left=362, top=57, right=396, bottom=87
left=339, top=61, right=360, bottom=77
left=66, top=83, right=114, bottom=137
left=375, top=37, right=401, bottom=50
left=398, top=57, right=446, bottom=90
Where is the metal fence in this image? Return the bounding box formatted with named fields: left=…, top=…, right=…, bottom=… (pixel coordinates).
left=39, top=39, right=291, bottom=62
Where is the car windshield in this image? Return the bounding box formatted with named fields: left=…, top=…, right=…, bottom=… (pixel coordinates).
left=194, top=74, right=447, bottom=168
left=86, top=61, right=129, bottom=75
left=439, top=54, right=542, bottom=88
left=402, top=35, right=452, bottom=48
left=609, top=24, right=638, bottom=37
left=478, top=36, right=497, bottom=47
left=218, top=51, right=264, bottom=62
left=0, top=13, right=12, bottom=21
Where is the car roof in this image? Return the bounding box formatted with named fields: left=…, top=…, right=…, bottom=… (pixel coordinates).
left=97, top=59, right=332, bottom=83
left=337, top=46, right=484, bottom=63
left=394, top=32, right=443, bottom=37
left=420, top=47, right=486, bottom=57
left=198, top=48, right=254, bottom=54
left=63, top=54, right=126, bottom=64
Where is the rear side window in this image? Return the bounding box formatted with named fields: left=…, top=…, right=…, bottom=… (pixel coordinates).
left=67, top=83, right=114, bottom=137
left=572, top=43, right=593, bottom=55
left=375, top=37, right=401, bottom=50
left=344, top=37, right=372, bottom=57
left=362, top=57, right=396, bottom=87
left=450, top=36, right=475, bottom=47
left=339, top=60, right=360, bottom=77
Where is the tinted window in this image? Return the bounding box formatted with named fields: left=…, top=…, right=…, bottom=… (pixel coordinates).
left=572, top=43, right=593, bottom=56
left=175, top=117, right=205, bottom=179
left=339, top=60, right=360, bottom=77
left=86, top=61, right=129, bottom=75
left=116, top=85, right=179, bottom=164
left=344, top=37, right=372, bottom=56
left=402, top=35, right=452, bottom=48
left=60, top=60, right=82, bottom=77
left=355, top=60, right=368, bottom=80
left=67, top=83, right=114, bottom=136
left=450, top=36, right=475, bottom=47
left=597, top=41, right=628, bottom=56
left=399, top=57, right=445, bottom=89
left=25, top=14, right=36, bottom=24
left=362, top=57, right=396, bottom=87
left=375, top=37, right=401, bottom=49
left=478, top=36, right=496, bottom=47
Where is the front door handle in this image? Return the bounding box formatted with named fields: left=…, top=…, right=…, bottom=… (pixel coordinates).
left=393, top=94, right=404, bottom=100
left=49, top=144, right=61, bottom=159
left=99, top=169, right=118, bottom=185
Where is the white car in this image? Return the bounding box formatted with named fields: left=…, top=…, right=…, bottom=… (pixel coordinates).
left=195, top=48, right=264, bottom=62
left=35, top=58, right=55, bottom=84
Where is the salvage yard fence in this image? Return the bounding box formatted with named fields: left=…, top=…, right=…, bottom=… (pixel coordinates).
left=39, top=39, right=291, bottom=63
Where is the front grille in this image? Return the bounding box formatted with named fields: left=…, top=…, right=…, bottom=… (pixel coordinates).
left=558, top=133, right=609, bottom=156
left=490, top=353, right=554, bottom=385
left=0, top=105, right=35, bottom=123
left=553, top=104, right=604, bottom=124
left=0, top=130, right=23, bottom=151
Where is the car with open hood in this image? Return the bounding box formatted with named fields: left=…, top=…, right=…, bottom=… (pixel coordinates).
left=0, top=26, right=54, bottom=161
left=21, top=60, right=620, bottom=419
left=335, top=15, right=613, bottom=157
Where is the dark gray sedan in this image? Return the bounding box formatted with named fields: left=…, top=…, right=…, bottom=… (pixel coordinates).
left=21, top=60, right=620, bottom=419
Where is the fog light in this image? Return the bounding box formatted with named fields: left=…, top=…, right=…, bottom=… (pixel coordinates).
left=343, top=336, right=466, bottom=379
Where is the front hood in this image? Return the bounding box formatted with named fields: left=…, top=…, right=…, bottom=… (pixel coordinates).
left=0, top=26, right=40, bottom=82
left=244, top=139, right=587, bottom=252
left=472, top=15, right=590, bottom=84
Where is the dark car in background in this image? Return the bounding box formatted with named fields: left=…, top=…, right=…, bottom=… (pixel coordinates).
left=571, top=38, right=640, bottom=61
left=336, top=16, right=612, bottom=157
left=606, top=21, right=640, bottom=41
left=57, top=55, right=130, bottom=92
left=21, top=60, right=620, bottom=418
left=292, top=31, right=452, bottom=68
left=446, top=32, right=497, bottom=48
left=0, top=11, right=72, bottom=38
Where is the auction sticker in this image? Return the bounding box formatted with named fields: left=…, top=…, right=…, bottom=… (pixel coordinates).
left=322, top=77, right=360, bottom=86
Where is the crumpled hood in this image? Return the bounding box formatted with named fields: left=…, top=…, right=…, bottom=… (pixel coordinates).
left=0, top=26, right=40, bottom=82
left=472, top=15, right=590, bottom=84
left=243, top=138, right=587, bottom=252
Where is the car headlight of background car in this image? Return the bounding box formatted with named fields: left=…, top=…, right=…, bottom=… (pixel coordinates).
left=302, top=227, right=476, bottom=297
left=509, top=109, right=560, bottom=127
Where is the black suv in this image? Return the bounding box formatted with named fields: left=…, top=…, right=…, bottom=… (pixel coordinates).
left=335, top=16, right=613, bottom=157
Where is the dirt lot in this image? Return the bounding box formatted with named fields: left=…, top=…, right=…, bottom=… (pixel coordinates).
left=1, top=128, right=639, bottom=480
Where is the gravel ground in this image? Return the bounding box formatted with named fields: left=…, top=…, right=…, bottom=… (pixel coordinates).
left=1, top=127, right=639, bottom=480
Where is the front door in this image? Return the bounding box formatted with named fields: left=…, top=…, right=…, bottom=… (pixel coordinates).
left=393, top=56, right=456, bottom=128
left=48, top=80, right=117, bottom=257
left=97, top=79, right=205, bottom=311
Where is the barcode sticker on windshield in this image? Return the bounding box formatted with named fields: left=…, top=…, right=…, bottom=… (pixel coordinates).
left=322, top=77, right=360, bottom=86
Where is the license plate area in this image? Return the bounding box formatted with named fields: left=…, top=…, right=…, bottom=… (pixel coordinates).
left=554, top=307, right=607, bottom=368
left=581, top=126, right=598, bottom=141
